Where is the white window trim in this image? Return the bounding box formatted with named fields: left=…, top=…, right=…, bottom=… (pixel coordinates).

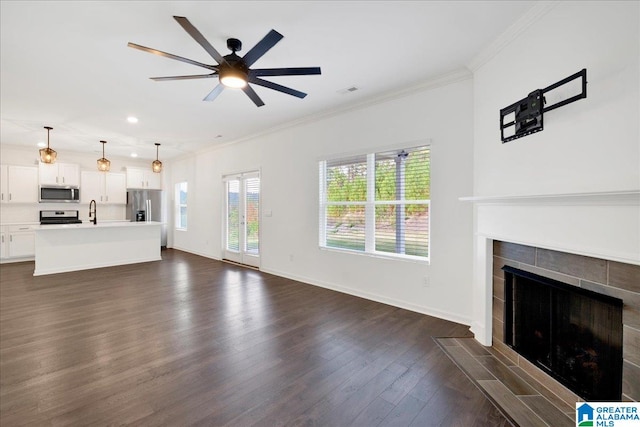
left=319, top=149, right=431, bottom=263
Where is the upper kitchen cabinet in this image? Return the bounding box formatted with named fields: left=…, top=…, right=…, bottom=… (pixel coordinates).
left=1, top=164, right=38, bottom=204
left=80, top=171, right=126, bottom=204
left=39, top=162, right=80, bottom=187
left=126, top=167, right=161, bottom=190
left=105, top=173, right=127, bottom=204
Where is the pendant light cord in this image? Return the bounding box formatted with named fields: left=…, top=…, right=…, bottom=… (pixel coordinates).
left=44, top=126, right=53, bottom=149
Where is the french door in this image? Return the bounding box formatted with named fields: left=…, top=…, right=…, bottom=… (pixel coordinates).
left=223, top=172, right=260, bottom=268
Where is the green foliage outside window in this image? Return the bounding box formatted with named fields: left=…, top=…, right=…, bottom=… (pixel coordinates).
left=323, top=148, right=430, bottom=258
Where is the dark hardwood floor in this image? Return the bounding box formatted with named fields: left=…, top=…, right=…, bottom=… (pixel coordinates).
left=0, top=249, right=509, bottom=426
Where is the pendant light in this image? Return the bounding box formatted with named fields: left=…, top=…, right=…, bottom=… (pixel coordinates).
left=152, top=143, right=162, bottom=173
left=97, top=140, right=111, bottom=172
left=39, top=126, right=57, bottom=164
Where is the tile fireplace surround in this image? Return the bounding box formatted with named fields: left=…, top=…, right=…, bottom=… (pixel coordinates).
left=464, top=191, right=640, bottom=405
left=491, top=240, right=639, bottom=403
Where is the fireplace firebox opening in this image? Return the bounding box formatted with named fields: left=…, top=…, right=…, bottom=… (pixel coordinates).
left=503, top=266, right=623, bottom=401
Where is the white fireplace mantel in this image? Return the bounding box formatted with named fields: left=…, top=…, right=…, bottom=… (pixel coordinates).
left=459, top=190, right=640, bottom=205
left=461, top=189, right=640, bottom=345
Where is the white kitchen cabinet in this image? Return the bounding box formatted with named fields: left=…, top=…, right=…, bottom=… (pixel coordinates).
left=80, top=171, right=102, bottom=204
left=105, top=173, right=127, bottom=204
left=0, top=164, right=38, bottom=204
left=0, top=166, right=7, bottom=203
left=126, top=167, right=162, bottom=190
left=39, top=162, right=80, bottom=187
left=7, top=225, right=36, bottom=258
left=0, top=227, right=7, bottom=259
left=81, top=171, right=126, bottom=204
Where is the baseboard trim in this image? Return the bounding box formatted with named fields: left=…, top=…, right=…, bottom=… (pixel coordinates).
left=221, top=258, right=260, bottom=270
left=261, top=267, right=471, bottom=327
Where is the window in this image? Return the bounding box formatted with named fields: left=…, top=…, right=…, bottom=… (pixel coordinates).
left=175, top=182, right=188, bottom=230
left=319, top=146, right=430, bottom=260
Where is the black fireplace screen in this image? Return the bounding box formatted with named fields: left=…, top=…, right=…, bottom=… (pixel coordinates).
left=503, top=266, right=623, bottom=401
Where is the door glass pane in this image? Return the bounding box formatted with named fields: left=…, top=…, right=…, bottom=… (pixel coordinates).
left=245, top=178, right=260, bottom=254
left=227, top=180, right=240, bottom=251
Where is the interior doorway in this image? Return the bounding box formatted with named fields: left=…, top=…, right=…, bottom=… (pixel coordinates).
left=223, top=171, right=260, bottom=268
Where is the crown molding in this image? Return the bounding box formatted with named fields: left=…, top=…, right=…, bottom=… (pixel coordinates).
left=466, top=1, right=559, bottom=72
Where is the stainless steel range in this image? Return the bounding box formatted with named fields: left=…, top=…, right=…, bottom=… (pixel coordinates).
left=39, top=210, right=83, bottom=225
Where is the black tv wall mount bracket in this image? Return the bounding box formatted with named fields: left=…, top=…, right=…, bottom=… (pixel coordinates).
left=500, top=68, right=587, bottom=143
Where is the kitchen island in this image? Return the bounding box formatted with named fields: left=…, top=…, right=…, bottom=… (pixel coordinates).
left=34, top=221, right=162, bottom=276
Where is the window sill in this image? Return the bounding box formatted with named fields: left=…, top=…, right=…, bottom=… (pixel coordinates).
left=319, top=245, right=430, bottom=265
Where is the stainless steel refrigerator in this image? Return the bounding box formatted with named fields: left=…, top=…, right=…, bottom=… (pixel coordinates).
left=126, top=189, right=167, bottom=247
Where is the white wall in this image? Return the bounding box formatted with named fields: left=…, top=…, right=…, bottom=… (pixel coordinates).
left=470, top=1, right=640, bottom=344
left=474, top=1, right=639, bottom=196
left=168, top=75, right=475, bottom=325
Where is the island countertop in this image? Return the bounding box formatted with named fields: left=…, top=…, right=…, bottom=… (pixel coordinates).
left=34, top=221, right=162, bottom=276
left=35, top=221, right=163, bottom=231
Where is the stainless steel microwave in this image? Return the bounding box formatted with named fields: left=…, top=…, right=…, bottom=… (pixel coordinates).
left=39, top=186, right=80, bottom=203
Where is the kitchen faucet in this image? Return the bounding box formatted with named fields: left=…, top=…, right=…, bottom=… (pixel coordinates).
left=89, top=199, right=97, bottom=225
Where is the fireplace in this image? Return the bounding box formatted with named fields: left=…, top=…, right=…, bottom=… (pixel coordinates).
left=465, top=191, right=639, bottom=403
left=503, top=265, right=623, bottom=401
left=488, top=240, right=640, bottom=403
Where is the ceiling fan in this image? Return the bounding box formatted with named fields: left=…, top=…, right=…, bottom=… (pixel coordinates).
left=128, top=16, right=321, bottom=107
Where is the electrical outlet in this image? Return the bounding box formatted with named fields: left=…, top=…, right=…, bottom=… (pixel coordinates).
left=289, top=254, right=294, bottom=262
left=422, top=276, right=430, bottom=288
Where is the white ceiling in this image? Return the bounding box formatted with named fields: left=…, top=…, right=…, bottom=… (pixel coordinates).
left=0, top=1, right=536, bottom=161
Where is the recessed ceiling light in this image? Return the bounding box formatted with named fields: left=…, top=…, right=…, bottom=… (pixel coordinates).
left=127, top=116, right=139, bottom=123
left=37, top=141, right=46, bottom=148
left=130, top=153, right=138, bottom=158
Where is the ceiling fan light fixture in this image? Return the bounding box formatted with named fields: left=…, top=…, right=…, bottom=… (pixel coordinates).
left=39, top=126, right=57, bottom=164
left=152, top=143, right=163, bottom=173
left=129, top=18, right=321, bottom=106
left=97, top=140, right=111, bottom=172
left=219, top=69, right=247, bottom=88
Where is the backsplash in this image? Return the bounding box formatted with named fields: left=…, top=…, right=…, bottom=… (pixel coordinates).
left=0, top=203, right=126, bottom=224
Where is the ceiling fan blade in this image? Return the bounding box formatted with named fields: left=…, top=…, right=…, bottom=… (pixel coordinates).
left=203, top=84, right=225, bottom=102
left=242, top=85, right=265, bottom=107
left=173, top=16, right=228, bottom=66
left=128, top=42, right=217, bottom=71
left=249, top=77, right=307, bottom=99
left=250, top=67, right=322, bottom=77
left=151, top=73, right=218, bottom=81
left=242, top=29, right=284, bottom=67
